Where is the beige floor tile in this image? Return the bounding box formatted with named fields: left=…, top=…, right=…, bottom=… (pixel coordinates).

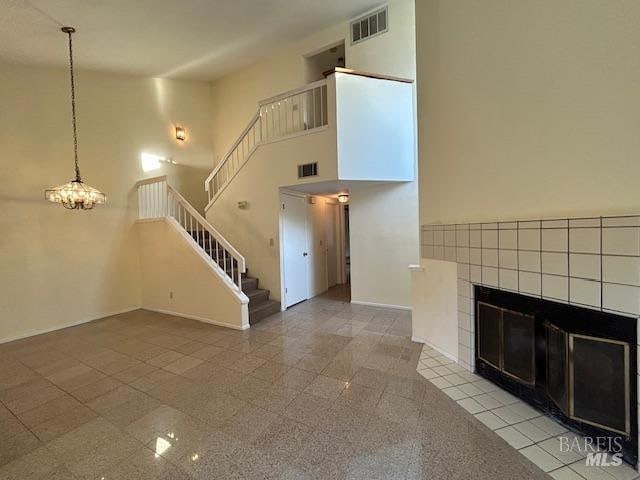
left=303, top=375, right=348, bottom=400
left=163, top=355, right=203, bottom=374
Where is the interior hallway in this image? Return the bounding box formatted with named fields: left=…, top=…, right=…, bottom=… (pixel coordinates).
left=0, top=287, right=547, bottom=479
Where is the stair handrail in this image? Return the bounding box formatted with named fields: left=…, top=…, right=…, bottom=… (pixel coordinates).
left=204, top=112, right=260, bottom=191
left=136, top=176, right=246, bottom=288
left=204, top=78, right=329, bottom=208
left=257, top=78, right=329, bottom=106
left=166, top=185, right=246, bottom=274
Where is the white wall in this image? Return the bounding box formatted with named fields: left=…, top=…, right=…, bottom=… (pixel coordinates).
left=207, top=0, right=419, bottom=308
left=335, top=73, right=415, bottom=182
left=137, top=220, right=248, bottom=329
left=410, top=260, right=458, bottom=360
left=0, top=62, right=214, bottom=342
left=416, top=0, right=640, bottom=225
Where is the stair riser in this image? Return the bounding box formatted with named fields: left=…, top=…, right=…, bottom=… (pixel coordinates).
left=249, top=301, right=281, bottom=324
left=248, top=290, right=270, bottom=305
left=242, top=278, right=258, bottom=292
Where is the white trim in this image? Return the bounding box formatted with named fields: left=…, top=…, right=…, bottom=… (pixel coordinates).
left=279, top=192, right=311, bottom=309
left=412, top=335, right=458, bottom=363
left=259, top=79, right=328, bottom=106
left=135, top=175, right=167, bottom=187
left=164, top=217, right=249, bottom=304
left=0, top=307, right=137, bottom=345
left=141, top=308, right=249, bottom=331
left=350, top=300, right=412, bottom=311
left=135, top=217, right=164, bottom=224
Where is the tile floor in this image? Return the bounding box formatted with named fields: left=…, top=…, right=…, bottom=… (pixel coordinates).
left=417, top=346, right=640, bottom=480
left=1, top=285, right=548, bottom=479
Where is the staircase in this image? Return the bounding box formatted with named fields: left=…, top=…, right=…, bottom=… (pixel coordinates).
left=204, top=79, right=328, bottom=209
left=187, top=230, right=280, bottom=324
left=136, top=176, right=280, bottom=326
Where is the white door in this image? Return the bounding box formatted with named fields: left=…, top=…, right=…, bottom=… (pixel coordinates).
left=282, top=194, right=309, bottom=307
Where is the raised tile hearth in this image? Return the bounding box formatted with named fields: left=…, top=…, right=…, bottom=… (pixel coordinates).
left=417, top=344, right=640, bottom=480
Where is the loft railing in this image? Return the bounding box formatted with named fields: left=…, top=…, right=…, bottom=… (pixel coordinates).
left=136, top=176, right=246, bottom=288
left=204, top=79, right=328, bottom=209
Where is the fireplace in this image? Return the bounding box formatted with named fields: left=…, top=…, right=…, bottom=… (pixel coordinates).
left=475, top=286, right=637, bottom=465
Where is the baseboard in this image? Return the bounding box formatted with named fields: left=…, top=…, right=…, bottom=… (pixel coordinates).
left=350, top=300, right=412, bottom=311
left=142, top=308, right=249, bottom=331
left=0, top=307, right=138, bottom=345
left=411, top=335, right=458, bottom=363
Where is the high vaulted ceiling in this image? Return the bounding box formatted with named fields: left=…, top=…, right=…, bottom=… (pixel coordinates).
left=0, top=0, right=381, bottom=80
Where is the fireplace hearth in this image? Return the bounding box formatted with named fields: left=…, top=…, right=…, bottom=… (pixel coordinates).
left=475, top=286, right=637, bottom=465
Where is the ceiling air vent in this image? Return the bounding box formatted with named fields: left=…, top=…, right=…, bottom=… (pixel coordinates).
left=351, top=6, right=388, bottom=45
left=298, top=162, right=318, bottom=178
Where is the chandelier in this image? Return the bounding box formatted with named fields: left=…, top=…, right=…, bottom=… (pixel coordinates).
left=45, top=27, right=106, bottom=210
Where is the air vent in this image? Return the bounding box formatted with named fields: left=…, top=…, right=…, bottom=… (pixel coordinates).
left=298, top=162, right=318, bottom=178
left=351, top=6, right=388, bottom=45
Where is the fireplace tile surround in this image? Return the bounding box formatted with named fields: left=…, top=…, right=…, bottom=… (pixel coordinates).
left=421, top=216, right=640, bottom=371
left=419, top=215, right=640, bottom=474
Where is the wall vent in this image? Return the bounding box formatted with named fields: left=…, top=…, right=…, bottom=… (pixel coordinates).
left=297, top=162, right=318, bottom=178
left=351, top=6, right=388, bottom=45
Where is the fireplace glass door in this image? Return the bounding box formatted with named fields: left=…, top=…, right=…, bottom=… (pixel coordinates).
left=569, top=334, right=630, bottom=436
left=545, top=323, right=568, bottom=415
left=502, top=309, right=535, bottom=384
left=477, top=302, right=535, bottom=385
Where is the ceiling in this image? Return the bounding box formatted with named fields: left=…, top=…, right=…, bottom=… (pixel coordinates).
left=0, top=0, right=380, bottom=80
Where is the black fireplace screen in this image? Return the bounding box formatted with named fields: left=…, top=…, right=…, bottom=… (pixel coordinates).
left=474, top=286, right=637, bottom=466
left=570, top=334, right=630, bottom=435
left=477, top=302, right=535, bottom=384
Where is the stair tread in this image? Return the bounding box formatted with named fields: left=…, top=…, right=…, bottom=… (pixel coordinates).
left=247, top=288, right=269, bottom=298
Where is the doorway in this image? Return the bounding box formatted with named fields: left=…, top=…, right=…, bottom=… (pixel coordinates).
left=280, top=193, right=310, bottom=308
left=280, top=191, right=350, bottom=309
left=304, top=42, right=346, bottom=83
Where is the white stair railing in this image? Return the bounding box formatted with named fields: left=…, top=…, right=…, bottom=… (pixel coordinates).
left=204, top=79, right=328, bottom=208
left=136, top=176, right=246, bottom=288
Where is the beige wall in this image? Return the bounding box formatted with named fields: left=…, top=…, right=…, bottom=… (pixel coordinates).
left=417, top=0, right=640, bottom=225
left=206, top=128, right=338, bottom=302
left=208, top=0, right=419, bottom=308
left=350, top=181, right=418, bottom=308
left=0, top=62, right=214, bottom=342
left=137, top=220, right=248, bottom=329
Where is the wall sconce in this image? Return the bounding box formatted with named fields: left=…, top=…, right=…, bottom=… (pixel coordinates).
left=338, top=194, right=349, bottom=204
left=175, top=126, right=186, bottom=141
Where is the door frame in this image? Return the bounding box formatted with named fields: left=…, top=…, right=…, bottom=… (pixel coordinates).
left=325, top=199, right=348, bottom=286
left=279, top=190, right=310, bottom=310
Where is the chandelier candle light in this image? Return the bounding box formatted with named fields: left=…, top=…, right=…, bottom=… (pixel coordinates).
left=45, top=27, right=106, bottom=210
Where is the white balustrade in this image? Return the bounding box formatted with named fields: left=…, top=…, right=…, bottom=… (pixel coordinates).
left=204, top=79, right=328, bottom=207
left=136, top=176, right=246, bottom=288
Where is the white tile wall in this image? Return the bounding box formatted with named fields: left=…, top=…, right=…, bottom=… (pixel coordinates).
left=421, top=215, right=640, bottom=375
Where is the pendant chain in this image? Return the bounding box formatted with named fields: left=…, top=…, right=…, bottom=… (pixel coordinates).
left=66, top=30, right=81, bottom=182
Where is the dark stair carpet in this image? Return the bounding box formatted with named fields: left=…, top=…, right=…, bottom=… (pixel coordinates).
left=188, top=230, right=280, bottom=325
